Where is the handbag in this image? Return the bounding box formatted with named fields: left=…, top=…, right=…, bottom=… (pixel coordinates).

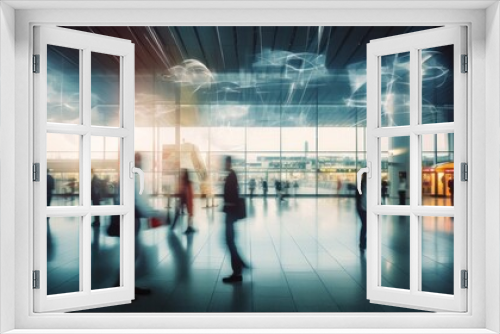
left=235, top=197, right=247, bottom=220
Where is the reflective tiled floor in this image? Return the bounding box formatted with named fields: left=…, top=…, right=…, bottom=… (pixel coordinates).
left=46, top=196, right=454, bottom=312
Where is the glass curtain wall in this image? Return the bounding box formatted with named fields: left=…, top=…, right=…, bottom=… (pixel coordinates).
left=55, top=26, right=449, bottom=199
left=137, top=50, right=367, bottom=197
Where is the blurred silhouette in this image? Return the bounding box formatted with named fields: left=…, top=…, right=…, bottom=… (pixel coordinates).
left=398, top=174, right=407, bottom=205
left=47, top=169, right=55, bottom=207
left=274, top=179, right=281, bottom=199
left=115, top=152, right=167, bottom=295
left=249, top=178, right=256, bottom=198
left=261, top=179, right=268, bottom=197
left=91, top=169, right=102, bottom=226
left=381, top=178, right=389, bottom=204
left=356, top=173, right=367, bottom=250
left=171, top=169, right=196, bottom=234
left=167, top=228, right=193, bottom=283
left=448, top=177, right=454, bottom=206
left=293, top=180, right=299, bottom=196
left=222, top=156, right=248, bottom=283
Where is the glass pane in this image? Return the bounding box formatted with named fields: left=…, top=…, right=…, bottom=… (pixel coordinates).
left=281, top=127, right=316, bottom=152
left=91, top=215, right=121, bottom=290
left=318, top=127, right=356, bottom=151
left=381, top=136, right=410, bottom=205
left=210, top=105, right=246, bottom=151
left=246, top=153, right=280, bottom=196
left=47, top=133, right=80, bottom=206
left=247, top=127, right=280, bottom=151
left=210, top=127, right=245, bottom=151
left=318, top=153, right=357, bottom=195
left=47, top=216, right=80, bottom=295
left=91, top=52, right=120, bottom=127
left=91, top=137, right=121, bottom=208
left=421, top=216, right=454, bottom=295
left=421, top=45, right=454, bottom=124
left=380, top=215, right=410, bottom=290
left=380, top=52, right=410, bottom=127
left=180, top=127, right=209, bottom=151
left=47, top=45, right=80, bottom=124
left=280, top=172, right=316, bottom=195
left=421, top=133, right=454, bottom=206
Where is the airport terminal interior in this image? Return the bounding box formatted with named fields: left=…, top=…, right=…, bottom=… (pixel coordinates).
left=44, top=26, right=455, bottom=312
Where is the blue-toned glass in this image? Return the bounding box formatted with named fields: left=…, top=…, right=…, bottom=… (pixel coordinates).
left=381, top=215, right=410, bottom=290
left=421, top=45, right=454, bottom=124
left=380, top=52, right=410, bottom=127
left=421, top=216, right=454, bottom=295
left=91, top=52, right=120, bottom=127
left=47, top=45, right=80, bottom=124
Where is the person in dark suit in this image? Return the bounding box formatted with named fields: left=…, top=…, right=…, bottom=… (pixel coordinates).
left=448, top=177, right=454, bottom=206
left=47, top=169, right=55, bottom=206
left=356, top=173, right=367, bottom=250
left=91, top=169, right=102, bottom=226
left=222, top=156, right=247, bottom=283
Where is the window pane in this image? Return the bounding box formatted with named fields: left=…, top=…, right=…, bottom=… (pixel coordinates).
left=92, top=215, right=121, bottom=290
left=318, top=153, right=357, bottom=195
left=421, top=133, right=454, bottom=206
left=421, top=216, right=454, bottom=295
left=47, top=133, right=80, bottom=206
left=47, top=216, right=80, bottom=295
left=91, top=52, right=120, bottom=127
left=91, top=137, right=120, bottom=206
left=381, top=136, right=410, bottom=205
left=247, top=127, right=280, bottom=151
left=381, top=215, right=410, bottom=290
left=246, top=153, right=280, bottom=196
left=318, top=127, right=356, bottom=151
left=180, top=127, right=209, bottom=152
left=47, top=45, right=80, bottom=124
left=381, top=52, right=410, bottom=127
left=421, top=45, right=454, bottom=124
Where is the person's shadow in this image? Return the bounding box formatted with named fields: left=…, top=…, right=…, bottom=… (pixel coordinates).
left=166, top=230, right=193, bottom=283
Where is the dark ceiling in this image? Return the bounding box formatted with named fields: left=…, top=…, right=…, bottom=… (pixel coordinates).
left=67, top=26, right=435, bottom=73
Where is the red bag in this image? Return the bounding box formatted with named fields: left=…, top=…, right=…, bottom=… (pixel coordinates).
left=149, top=217, right=162, bottom=228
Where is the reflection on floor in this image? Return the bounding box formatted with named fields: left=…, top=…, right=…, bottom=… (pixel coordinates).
left=46, top=197, right=454, bottom=312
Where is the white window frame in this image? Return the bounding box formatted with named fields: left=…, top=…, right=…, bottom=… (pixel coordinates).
left=1, top=2, right=498, bottom=333
left=366, top=26, right=467, bottom=312
left=33, top=26, right=136, bottom=313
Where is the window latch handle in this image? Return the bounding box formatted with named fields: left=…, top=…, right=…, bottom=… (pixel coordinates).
left=357, top=162, right=371, bottom=195
left=129, top=162, right=145, bottom=195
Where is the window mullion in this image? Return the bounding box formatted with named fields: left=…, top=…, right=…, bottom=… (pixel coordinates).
left=409, top=47, right=420, bottom=295
left=81, top=48, right=92, bottom=294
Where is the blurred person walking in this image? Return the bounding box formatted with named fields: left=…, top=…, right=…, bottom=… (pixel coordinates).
left=91, top=169, right=102, bottom=226
left=261, top=179, right=268, bottom=198
left=356, top=173, right=367, bottom=250
left=222, top=156, right=248, bottom=283
left=249, top=178, right=256, bottom=198
left=47, top=169, right=55, bottom=207
left=170, top=169, right=196, bottom=234
left=112, top=152, right=167, bottom=295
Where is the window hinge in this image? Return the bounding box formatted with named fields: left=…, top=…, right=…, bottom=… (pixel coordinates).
left=33, top=54, right=40, bottom=73
left=33, top=270, right=40, bottom=289
left=461, top=270, right=468, bottom=289
left=33, top=163, right=40, bottom=182
left=461, top=162, right=468, bottom=181
left=461, top=54, right=468, bottom=73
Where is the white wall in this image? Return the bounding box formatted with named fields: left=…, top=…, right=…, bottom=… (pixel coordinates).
left=485, top=2, right=500, bottom=333
left=0, top=2, right=16, bottom=333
